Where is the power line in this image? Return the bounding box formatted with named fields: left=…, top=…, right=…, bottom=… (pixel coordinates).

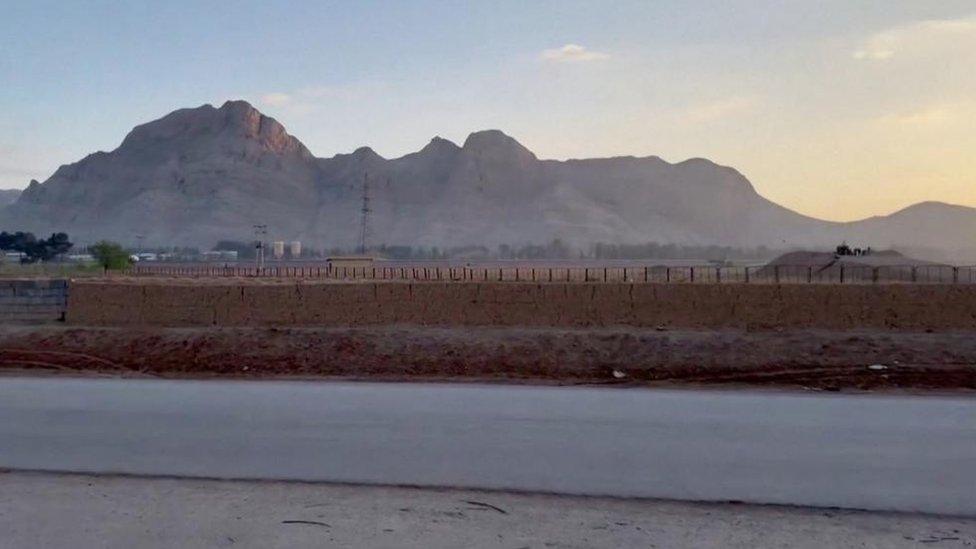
left=358, top=172, right=371, bottom=255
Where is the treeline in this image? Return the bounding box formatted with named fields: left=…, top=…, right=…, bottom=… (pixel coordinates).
left=0, top=231, right=73, bottom=263
left=0, top=233, right=779, bottom=263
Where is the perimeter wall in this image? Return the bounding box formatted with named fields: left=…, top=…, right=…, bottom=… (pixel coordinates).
left=0, top=279, right=68, bottom=323
left=65, top=280, right=976, bottom=330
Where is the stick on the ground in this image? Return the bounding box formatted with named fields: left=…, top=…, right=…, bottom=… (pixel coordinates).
left=464, top=500, right=508, bottom=514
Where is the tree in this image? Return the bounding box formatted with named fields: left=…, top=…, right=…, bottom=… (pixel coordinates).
left=90, top=241, right=131, bottom=271
left=0, top=230, right=73, bottom=263
left=44, top=232, right=73, bottom=257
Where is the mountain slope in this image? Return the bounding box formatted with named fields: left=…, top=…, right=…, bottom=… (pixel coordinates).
left=0, top=189, right=21, bottom=207
left=3, top=100, right=975, bottom=259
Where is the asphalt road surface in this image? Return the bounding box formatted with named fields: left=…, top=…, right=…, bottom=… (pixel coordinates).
left=1, top=378, right=973, bottom=516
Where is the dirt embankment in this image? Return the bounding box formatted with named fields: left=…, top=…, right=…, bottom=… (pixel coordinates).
left=2, top=325, right=974, bottom=392
left=66, top=278, right=976, bottom=331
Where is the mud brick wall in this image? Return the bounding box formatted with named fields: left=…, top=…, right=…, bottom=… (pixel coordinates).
left=0, top=279, right=68, bottom=323
left=64, top=279, right=976, bottom=330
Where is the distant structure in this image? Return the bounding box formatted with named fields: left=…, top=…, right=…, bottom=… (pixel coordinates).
left=272, top=241, right=285, bottom=259
left=289, top=240, right=302, bottom=258
left=358, top=172, right=371, bottom=255
left=253, top=224, right=267, bottom=268
left=835, top=242, right=872, bottom=257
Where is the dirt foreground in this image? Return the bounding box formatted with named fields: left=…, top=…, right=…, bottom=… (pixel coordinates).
left=3, top=325, right=975, bottom=392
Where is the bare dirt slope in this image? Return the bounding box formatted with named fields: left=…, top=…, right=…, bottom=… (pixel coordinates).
left=2, top=325, right=974, bottom=392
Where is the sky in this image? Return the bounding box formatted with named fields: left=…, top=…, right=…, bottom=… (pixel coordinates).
left=1, top=0, right=974, bottom=221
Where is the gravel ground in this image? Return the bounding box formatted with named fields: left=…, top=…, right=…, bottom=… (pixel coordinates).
left=1, top=325, right=975, bottom=391
left=1, top=471, right=973, bottom=549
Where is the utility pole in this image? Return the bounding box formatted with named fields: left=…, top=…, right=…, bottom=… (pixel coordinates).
left=358, top=172, right=371, bottom=255
left=253, top=224, right=268, bottom=269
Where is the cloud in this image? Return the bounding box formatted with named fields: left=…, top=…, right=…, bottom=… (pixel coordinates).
left=259, top=92, right=293, bottom=107
left=877, top=101, right=975, bottom=128
left=256, top=83, right=392, bottom=113
left=541, top=44, right=609, bottom=63
left=853, top=34, right=896, bottom=60
left=682, top=96, right=757, bottom=124
left=853, top=16, right=976, bottom=61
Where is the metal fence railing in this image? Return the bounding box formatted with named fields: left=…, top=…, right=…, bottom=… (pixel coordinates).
left=126, top=263, right=976, bottom=285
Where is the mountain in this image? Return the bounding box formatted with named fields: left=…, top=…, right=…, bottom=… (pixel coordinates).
left=0, top=189, right=21, bottom=207
left=3, top=100, right=975, bottom=260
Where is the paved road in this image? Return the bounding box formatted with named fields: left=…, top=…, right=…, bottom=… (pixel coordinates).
left=1, top=378, right=974, bottom=516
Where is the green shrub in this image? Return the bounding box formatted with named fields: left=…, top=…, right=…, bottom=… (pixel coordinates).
left=90, top=241, right=131, bottom=271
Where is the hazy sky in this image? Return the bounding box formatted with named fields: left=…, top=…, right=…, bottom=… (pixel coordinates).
left=1, top=0, right=974, bottom=221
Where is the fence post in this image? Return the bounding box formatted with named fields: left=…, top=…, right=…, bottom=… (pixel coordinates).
left=953, top=267, right=959, bottom=284
left=716, top=267, right=721, bottom=284
left=872, top=267, right=879, bottom=284
left=644, top=267, right=648, bottom=283
left=666, top=267, right=671, bottom=283
left=839, top=266, right=845, bottom=284
left=548, top=268, right=553, bottom=282
left=604, top=268, right=608, bottom=282
left=690, top=267, right=695, bottom=283
left=774, top=265, right=780, bottom=284
left=744, top=266, right=750, bottom=284
left=585, top=268, right=589, bottom=282
left=911, top=266, right=917, bottom=283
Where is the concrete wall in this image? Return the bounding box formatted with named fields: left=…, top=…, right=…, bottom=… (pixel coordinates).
left=65, top=280, right=976, bottom=330
left=0, top=279, right=68, bottom=323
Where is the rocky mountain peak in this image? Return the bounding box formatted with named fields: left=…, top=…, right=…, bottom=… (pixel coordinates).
left=420, top=136, right=460, bottom=155
left=118, top=100, right=311, bottom=158
left=462, top=130, right=536, bottom=163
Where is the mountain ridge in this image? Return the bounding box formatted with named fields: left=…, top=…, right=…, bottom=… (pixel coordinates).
left=4, top=100, right=975, bottom=260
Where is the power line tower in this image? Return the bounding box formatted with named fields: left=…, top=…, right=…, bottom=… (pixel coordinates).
left=253, top=224, right=268, bottom=269
left=358, top=172, right=371, bottom=255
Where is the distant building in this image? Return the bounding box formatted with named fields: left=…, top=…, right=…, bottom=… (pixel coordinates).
left=290, top=241, right=302, bottom=258
left=272, top=241, right=285, bottom=259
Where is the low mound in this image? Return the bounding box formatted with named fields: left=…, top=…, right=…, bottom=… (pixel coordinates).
left=760, top=250, right=951, bottom=283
